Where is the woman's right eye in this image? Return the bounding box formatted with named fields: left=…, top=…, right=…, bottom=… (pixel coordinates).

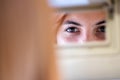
left=65, top=27, right=80, bottom=33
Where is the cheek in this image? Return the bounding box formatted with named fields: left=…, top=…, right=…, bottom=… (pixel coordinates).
left=95, top=33, right=106, bottom=41
left=57, top=33, right=80, bottom=45
left=63, top=35, right=79, bottom=42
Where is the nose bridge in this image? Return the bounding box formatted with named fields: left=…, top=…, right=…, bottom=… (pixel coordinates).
left=82, top=28, right=94, bottom=42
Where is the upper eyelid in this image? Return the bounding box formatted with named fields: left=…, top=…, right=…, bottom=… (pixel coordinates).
left=95, top=24, right=106, bottom=28
left=65, top=26, right=80, bottom=30
left=65, top=25, right=80, bottom=29
left=64, top=26, right=81, bottom=31
left=63, top=24, right=80, bottom=28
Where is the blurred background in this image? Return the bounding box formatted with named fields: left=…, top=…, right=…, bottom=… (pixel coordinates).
left=0, top=0, right=57, bottom=80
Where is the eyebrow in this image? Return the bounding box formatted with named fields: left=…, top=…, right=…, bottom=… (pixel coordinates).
left=96, top=20, right=106, bottom=25
left=64, top=20, right=82, bottom=26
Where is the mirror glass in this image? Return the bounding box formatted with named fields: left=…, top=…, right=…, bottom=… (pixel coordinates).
left=54, top=9, right=107, bottom=46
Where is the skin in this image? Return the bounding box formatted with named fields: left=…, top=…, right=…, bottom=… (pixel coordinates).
left=57, top=10, right=106, bottom=45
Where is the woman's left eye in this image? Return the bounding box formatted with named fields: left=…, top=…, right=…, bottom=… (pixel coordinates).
left=95, top=25, right=106, bottom=40
left=96, top=26, right=105, bottom=32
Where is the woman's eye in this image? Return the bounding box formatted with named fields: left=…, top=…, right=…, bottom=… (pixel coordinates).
left=65, top=27, right=80, bottom=33
left=95, top=25, right=106, bottom=39
left=96, top=26, right=105, bottom=32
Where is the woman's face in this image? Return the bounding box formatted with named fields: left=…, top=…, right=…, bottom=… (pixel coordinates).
left=57, top=10, right=106, bottom=45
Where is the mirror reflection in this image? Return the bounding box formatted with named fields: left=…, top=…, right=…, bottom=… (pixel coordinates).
left=55, top=9, right=107, bottom=45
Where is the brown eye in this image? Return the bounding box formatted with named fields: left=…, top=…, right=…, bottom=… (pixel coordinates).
left=65, top=27, right=80, bottom=33
left=95, top=26, right=106, bottom=40
left=96, top=26, right=105, bottom=32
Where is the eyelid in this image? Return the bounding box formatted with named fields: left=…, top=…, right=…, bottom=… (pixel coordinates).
left=65, top=25, right=80, bottom=29
left=63, top=24, right=79, bottom=29
left=96, top=23, right=106, bottom=27
left=96, top=25, right=106, bottom=28
left=94, top=24, right=106, bottom=29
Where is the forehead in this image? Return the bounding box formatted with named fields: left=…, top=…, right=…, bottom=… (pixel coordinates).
left=64, top=10, right=106, bottom=25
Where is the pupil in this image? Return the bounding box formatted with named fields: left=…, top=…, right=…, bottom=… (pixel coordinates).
left=66, top=27, right=79, bottom=33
